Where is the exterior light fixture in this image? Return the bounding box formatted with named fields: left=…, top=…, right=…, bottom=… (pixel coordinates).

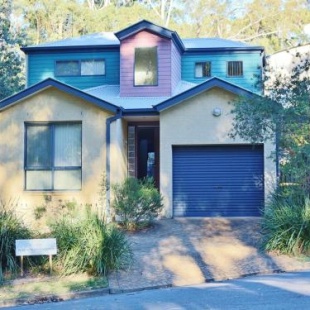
left=212, top=107, right=222, bottom=117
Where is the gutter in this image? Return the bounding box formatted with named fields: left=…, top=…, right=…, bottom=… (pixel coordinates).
left=105, top=109, right=123, bottom=221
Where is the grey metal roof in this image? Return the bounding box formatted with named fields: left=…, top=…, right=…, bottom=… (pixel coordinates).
left=85, top=80, right=196, bottom=109
left=25, top=32, right=119, bottom=48
left=182, top=38, right=254, bottom=49
left=22, top=27, right=262, bottom=51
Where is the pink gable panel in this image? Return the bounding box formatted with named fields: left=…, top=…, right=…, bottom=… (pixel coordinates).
left=120, top=30, right=172, bottom=97
left=171, top=41, right=181, bottom=91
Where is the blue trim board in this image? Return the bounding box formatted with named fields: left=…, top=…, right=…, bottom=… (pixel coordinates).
left=115, top=20, right=185, bottom=53
left=183, top=48, right=264, bottom=55
left=122, top=109, right=159, bottom=116
left=21, top=46, right=120, bottom=53
left=0, top=77, right=259, bottom=115
left=155, top=77, right=260, bottom=111
left=184, top=47, right=264, bottom=53
left=115, top=20, right=174, bottom=40
left=0, top=78, right=119, bottom=113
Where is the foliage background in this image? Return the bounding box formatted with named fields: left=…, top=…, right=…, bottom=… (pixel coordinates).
left=0, top=0, right=309, bottom=99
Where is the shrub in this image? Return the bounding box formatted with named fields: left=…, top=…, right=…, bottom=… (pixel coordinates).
left=262, top=189, right=310, bottom=255
left=0, top=202, right=32, bottom=281
left=112, top=177, right=163, bottom=230
left=50, top=205, right=132, bottom=276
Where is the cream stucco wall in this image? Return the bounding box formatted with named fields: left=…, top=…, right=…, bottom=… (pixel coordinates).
left=0, top=87, right=117, bottom=225
left=110, top=119, right=128, bottom=186
left=160, top=87, right=276, bottom=217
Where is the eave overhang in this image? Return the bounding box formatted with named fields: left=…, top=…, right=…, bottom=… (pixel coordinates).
left=155, top=77, right=260, bottom=112
left=0, top=78, right=119, bottom=113
left=115, top=20, right=185, bottom=53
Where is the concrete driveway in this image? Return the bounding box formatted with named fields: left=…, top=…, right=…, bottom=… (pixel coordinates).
left=108, top=218, right=310, bottom=293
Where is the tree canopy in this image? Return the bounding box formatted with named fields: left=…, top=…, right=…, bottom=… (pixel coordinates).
left=230, top=48, right=310, bottom=192
left=0, top=0, right=25, bottom=100
left=0, top=0, right=309, bottom=99
left=12, top=0, right=310, bottom=53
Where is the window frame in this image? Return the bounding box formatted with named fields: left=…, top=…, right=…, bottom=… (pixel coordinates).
left=134, top=47, right=158, bottom=87
left=194, top=61, right=212, bottom=78
left=227, top=61, right=243, bottom=77
left=24, top=122, right=82, bottom=191
left=55, top=59, right=106, bottom=77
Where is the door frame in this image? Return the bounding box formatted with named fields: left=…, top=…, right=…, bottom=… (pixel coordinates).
left=128, top=122, right=160, bottom=188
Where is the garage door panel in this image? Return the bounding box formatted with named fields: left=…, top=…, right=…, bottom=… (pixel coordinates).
left=173, top=145, right=264, bottom=217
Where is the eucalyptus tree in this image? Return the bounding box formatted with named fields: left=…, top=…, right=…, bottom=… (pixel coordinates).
left=0, top=0, right=25, bottom=100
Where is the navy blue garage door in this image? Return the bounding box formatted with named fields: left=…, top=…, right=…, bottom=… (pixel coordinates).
left=173, top=145, right=264, bottom=217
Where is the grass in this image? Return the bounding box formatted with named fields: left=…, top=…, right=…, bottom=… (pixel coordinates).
left=0, top=202, right=32, bottom=281
left=262, top=192, right=310, bottom=255
left=50, top=205, right=132, bottom=276
left=0, top=274, right=108, bottom=302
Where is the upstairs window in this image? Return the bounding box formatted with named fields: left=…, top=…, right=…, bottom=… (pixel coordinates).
left=25, top=123, right=82, bottom=191
left=56, top=61, right=79, bottom=76
left=81, top=60, right=105, bottom=76
left=55, top=59, right=105, bottom=77
left=227, top=61, right=243, bottom=77
left=134, top=47, right=158, bottom=86
left=195, top=62, right=211, bottom=78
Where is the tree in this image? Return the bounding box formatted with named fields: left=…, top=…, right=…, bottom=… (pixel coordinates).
left=11, top=0, right=310, bottom=53
left=0, top=0, right=25, bottom=100
left=182, top=0, right=310, bottom=53
left=230, top=0, right=310, bottom=53
left=230, top=48, right=310, bottom=192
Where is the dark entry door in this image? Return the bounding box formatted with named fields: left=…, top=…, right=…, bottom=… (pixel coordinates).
left=136, top=126, right=159, bottom=188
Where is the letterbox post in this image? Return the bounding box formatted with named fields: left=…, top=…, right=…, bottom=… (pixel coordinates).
left=20, top=256, right=24, bottom=277
left=49, top=255, right=52, bottom=275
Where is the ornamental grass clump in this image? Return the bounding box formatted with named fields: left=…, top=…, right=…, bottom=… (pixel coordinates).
left=112, top=177, right=163, bottom=230
left=0, top=202, right=32, bottom=281
left=262, top=189, right=310, bottom=255
left=50, top=205, right=132, bottom=276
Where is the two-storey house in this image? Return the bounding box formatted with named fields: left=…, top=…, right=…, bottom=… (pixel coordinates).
left=0, top=20, right=275, bottom=219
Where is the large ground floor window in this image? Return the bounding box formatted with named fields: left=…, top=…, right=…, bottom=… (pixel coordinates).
left=25, top=122, right=82, bottom=191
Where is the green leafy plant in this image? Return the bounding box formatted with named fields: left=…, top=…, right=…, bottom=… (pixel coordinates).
left=0, top=201, right=32, bottom=281
left=262, top=189, right=310, bottom=255
left=112, top=177, right=163, bottom=230
left=230, top=51, right=310, bottom=193
left=33, top=205, right=47, bottom=220
left=50, top=205, right=132, bottom=276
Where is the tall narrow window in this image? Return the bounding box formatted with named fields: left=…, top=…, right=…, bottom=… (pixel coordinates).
left=195, top=62, right=211, bottom=78
left=134, top=47, right=158, bottom=86
left=227, top=61, right=243, bottom=77
left=25, top=123, right=82, bottom=191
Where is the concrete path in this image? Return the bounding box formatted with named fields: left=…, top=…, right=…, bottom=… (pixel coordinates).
left=108, top=218, right=310, bottom=293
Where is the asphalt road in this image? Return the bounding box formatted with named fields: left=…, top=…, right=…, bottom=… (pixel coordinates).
left=6, top=271, right=310, bottom=310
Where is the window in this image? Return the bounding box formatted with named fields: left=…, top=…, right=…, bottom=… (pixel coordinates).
left=81, top=60, right=105, bottom=76
left=55, top=61, right=79, bottom=76
left=195, top=62, right=211, bottom=78
left=25, top=123, right=82, bottom=191
left=55, top=59, right=105, bottom=77
left=134, top=47, right=158, bottom=86
left=227, top=61, right=243, bottom=77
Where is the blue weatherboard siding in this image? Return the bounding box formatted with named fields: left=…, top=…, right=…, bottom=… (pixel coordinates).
left=182, top=51, right=263, bottom=93
left=27, top=50, right=120, bottom=89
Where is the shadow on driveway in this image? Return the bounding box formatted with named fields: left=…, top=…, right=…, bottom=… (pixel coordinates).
left=108, top=218, right=310, bottom=293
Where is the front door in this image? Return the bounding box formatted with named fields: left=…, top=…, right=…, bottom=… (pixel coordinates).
left=128, top=124, right=159, bottom=188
